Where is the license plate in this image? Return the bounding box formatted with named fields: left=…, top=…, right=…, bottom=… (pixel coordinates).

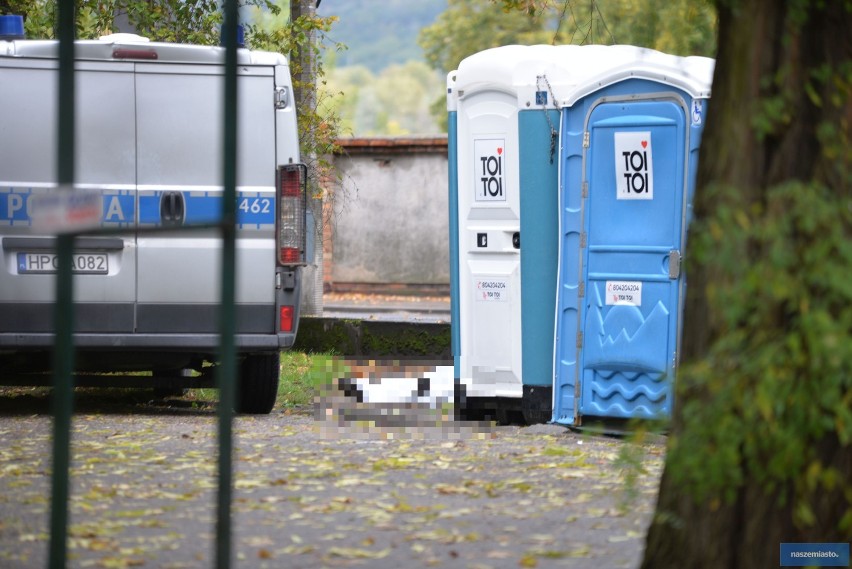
left=17, top=252, right=109, bottom=275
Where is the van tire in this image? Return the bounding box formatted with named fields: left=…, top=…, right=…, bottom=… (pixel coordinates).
left=237, top=353, right=280, bottom=414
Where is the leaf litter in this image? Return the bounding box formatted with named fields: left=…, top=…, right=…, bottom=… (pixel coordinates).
left=0, top=387, right=664, bottom=568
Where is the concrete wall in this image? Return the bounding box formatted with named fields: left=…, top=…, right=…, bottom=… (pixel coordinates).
left=326, top=137, right=449, bottom=289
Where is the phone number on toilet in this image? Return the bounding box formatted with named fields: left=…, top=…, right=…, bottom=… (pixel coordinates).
left=475, top=278, right=508, bottom=302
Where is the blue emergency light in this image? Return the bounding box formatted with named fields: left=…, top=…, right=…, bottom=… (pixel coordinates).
left=0, top=15, right=25, bottom=40
left=219, top=23, right=245, bottom=48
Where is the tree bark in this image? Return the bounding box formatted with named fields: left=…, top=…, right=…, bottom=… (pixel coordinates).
left=642, top=1, right=851, bottom=567
left=290, top=0, right=325, bottom=316
left=289, top=0, right=317, bottom=117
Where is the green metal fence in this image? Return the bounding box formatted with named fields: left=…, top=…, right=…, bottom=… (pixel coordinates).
left=48, top=1, right=241, bottom=567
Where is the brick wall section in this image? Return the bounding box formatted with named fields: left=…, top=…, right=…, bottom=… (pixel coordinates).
left=324, top=136, right=450, bottom=292
left=335, top=136, right=449, bottom=155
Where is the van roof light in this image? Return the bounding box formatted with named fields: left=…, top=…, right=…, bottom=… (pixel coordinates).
left=0, top=15, right=25, bottom=40
left=220, top=23, right=245, bottom=48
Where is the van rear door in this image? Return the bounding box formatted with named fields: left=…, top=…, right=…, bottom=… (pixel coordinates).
left=134, top=63, right=278, bottom=336
left=0, top=59, right=137, bottom=336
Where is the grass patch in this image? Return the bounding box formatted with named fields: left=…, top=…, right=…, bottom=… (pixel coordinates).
left=184, top=352, right=344, bottom=411
left=277, top=352, right=315, bottom=407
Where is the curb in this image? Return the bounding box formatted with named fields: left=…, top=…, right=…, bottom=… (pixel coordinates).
left=293, top=316, right=451, bottom=358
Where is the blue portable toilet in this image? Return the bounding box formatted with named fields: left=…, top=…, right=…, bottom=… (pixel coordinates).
left=447, top=46, right=571, bottom=423
left=550, top=46, right=714, bottom=426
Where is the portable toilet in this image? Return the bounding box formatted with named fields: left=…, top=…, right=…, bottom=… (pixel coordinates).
left=550, top=46, right=714, bottom=426
left=447, top=46, right=568, bottom=423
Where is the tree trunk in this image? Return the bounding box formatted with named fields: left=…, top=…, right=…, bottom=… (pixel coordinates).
left=290, top=0, right=325, bottom=316
left=289, top=0, right=317, bottom=117
left=642, top=1, right=851, bottom=567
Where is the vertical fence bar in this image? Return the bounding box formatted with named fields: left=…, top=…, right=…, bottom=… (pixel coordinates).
left=215, top=0, right=239, bottom=567
left=48, top=237, right=74, bottom=569
left=48, top=0, right=76, bottom=567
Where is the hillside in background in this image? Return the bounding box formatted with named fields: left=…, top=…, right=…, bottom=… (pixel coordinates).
left=317, top=0, right=447, bottom=74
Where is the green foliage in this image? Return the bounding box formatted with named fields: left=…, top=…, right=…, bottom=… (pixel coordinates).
left=248, top=5, right=347, bottom=199
left=321, top=65, right=371, bottom=135
left=421, top=0, right=716, bottom=76
left=312, top=0, right=448, bottom=135
left=669, top=179, right=852, bottom=523
left=5, top=0, right=55, bottom=37
left=419, top=0, right=562, bottom=131
left=498, top=0, right=545, bottom=15
left=420, top=0, right=716, bottom=130
left=324, top=61, right=444, bottom=136
left=120, top=0, right=223, bottom=43
left=596, top=0, right=716, bottom=57
left=6, top=0, right=235, bottom=41
left=419, top=0, right=556, bottom=75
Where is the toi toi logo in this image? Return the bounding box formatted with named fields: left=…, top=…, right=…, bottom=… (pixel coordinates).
left=474, top=139, right=507, bottom=202
left=621, top=144, right=649, bottom=194
left=479, top=151, right=503, bottom=198
left=614, top=132, right=654, bottom=200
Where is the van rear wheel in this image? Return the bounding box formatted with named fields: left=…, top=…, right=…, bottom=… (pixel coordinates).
left=237, top=353, right=280, bottom=414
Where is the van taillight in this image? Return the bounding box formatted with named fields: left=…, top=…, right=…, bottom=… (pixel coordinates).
left=280, top=248, right=300, bottom=263
left=276, top=164, right=307, bottom=266
left=280, top=306, right=294, bottom=332
left=280, top=167, right=301, bottom=197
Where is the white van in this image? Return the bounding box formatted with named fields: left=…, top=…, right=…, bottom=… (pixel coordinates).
left=0, top=31, right=307, bottom=413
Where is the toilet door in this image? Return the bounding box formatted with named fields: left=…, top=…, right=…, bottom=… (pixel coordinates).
left=578, top=99, right=687, bottom=420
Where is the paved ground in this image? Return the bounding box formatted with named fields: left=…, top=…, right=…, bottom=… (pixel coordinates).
left=0, top=390, right=664, bottom=569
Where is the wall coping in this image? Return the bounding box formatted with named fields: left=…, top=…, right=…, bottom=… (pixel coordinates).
left=335, top=136, right=448, bottom=155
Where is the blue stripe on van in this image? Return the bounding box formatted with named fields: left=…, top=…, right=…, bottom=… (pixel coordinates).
left=1, top=188, right=274, bottom=229
left=102, top=192, right=135, bottom=227
left=0, top=188, right=33, bottom=225
left=184, top=192, right=222, bottom=224
left=140, top=191, right=275, bottom=228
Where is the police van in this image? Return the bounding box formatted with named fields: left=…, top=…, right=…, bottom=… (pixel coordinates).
left=0, top=25, right=308, bottom=413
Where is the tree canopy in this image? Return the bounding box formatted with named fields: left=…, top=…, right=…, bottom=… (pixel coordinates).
left=416, top=0, right=716, bottom=131
left=419, top=0, right=717, bottom=76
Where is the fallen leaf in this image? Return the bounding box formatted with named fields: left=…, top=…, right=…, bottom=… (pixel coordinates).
left=326, top=546, right=391, bottom=559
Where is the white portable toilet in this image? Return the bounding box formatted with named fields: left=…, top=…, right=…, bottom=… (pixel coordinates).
left=447, top=46, right=571, bottom=423
left=448, top=50, right=524, bottom=404
left=550, top=46, right=715, bottom=426
left=448, top=45, right=713, bottom=425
